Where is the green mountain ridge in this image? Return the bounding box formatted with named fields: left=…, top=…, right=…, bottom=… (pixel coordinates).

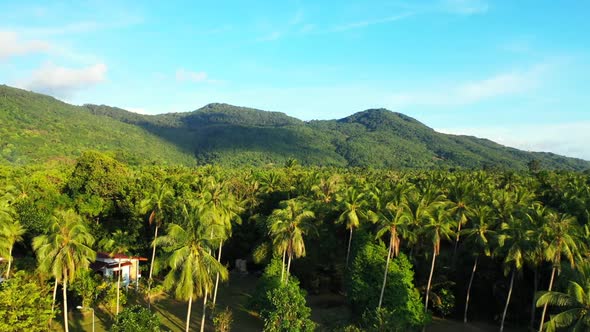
left=1, top=84, right=588, bottom=170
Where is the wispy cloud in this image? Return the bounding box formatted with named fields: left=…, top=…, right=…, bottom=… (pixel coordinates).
left=19, top=62, right=107, bottom=98
left=438, top=122, right=590, bottom=160
left=257, top=31, right=282, bottom=42
left=176, top=68, right=223, bottom=84
left=331, top=12, right=414, bottom=32
left=0, top=30, right=50, bottom=59
left=440, top=0, right=489, bottom=15
left=387, top=64, right=548, bottom=108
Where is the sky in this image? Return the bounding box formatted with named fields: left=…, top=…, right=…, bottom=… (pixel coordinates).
left=1, top=0, right=589, bottom=160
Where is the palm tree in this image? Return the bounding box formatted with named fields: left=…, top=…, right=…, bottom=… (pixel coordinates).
left=33, top=209, right=96, bottom=332
left=140, top=182, right=174, bottom=308
left=336, top=187, right=367, bottom=268
left=536, top=262, right=590, bottom=331
left=422, top=205, right=455, bottom=313
left=268, top=199, right=315, bottom=283
left=156, top=200, right=228, bottom=332
left=496, top=214, right=531, bottom=332
left=537, top=211, right=580, bottom=331
left=0, top=197, right=25, bottom=279
left=100, top=230, right=133, bottom=316
left=447, top=178, right=474, bottom=256
left=460, top=205, right=496, bottom=323
left=371, top=183, right=412, bottom=310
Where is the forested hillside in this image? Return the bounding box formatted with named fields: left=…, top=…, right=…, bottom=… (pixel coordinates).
left=2, top=84, right=589, bottom=171
left=0, top=85, right=195, bottom=166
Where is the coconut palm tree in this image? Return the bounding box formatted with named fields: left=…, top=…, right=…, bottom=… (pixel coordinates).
left=496, top=214, right=532, bottom=332
left=268, top=198, right=315, bottom=283
left=370, top=183, right=412, bottom=310
left=140, top=182, right=174, bottom=308
left=32, top=209, right=96, bottom=332
left=537, top=211, right=580, bottom=331
left=156, top=200, right=228, bottom=332
left=0, top=197, right=25, bottom=279
left=99, top=230, right=133, bottom=316
left=336, top=187, right=367, bottom=268
left=421, top=205, right=455, bottom=313
left=460, top=205, right=496, bottom=323
left=536, top=262, right=590, bottom=331
left=447, top=178, right=475, bottom=256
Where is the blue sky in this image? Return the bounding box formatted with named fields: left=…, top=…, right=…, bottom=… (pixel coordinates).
left=1, top=0, right=589, bottom=159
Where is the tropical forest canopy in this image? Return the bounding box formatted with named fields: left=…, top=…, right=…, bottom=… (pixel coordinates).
left=2, top=151, right=590, bottom=331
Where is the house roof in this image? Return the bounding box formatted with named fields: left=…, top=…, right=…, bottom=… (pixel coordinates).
left=91, top=260, right=133, bottom=271
left=97, top=252, right=148, bottom=261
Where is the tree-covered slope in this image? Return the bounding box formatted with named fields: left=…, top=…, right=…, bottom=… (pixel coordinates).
left=0, top=85, right=195, bottom=166
left=2, top=85, right=589, bottom=170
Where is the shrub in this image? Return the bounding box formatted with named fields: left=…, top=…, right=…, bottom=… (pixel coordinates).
left=261, top=282, right=316, bottom=332
left=110, top=305, right=160, bottom=332
left=213, top=307, right=233, bottom=332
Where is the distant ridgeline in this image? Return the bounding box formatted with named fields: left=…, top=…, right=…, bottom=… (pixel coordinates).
left=1, top=84, right=588, bottom=170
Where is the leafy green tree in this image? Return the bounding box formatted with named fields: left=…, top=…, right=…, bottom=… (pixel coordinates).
left=0, top=271, right=54, bottom=332
left=111, top=305, right=161, bottom=332
left=156, top=200, right=229, bottom=332
left=268, top=198, right=315, bottom=283
left=261, top=281, right=316, bottom=332
left=71, top=268, right=104, bottom=309
left=32, top=209, right=96, bottom=332
left=0, top=199, right=25, bottom=278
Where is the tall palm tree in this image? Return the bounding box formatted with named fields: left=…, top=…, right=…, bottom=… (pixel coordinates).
left=536, top=262, right=590, bottom=331
left=156, top=201, right=228, bottom=332
left=371, top=183, right=412, bottom=310
left=496, top=214, right=531, bottom=332
left=422, top=205, right=455, bottom=313
left=33, top=209, right=96, bottom=332
left=268, top=199, right=315, bottom=283
left=100, top=230, right=133, bottom=316
left=447, top=178, right=475, bottom=256
left=336, top=187, right=367, bottom=268
left=537, top=211, right=580, bottom=331
left=460, top=205, right=496, bottom=323
left=0, top=197, right=25, bottom=279
left=140, top=182, right=174, bottom=308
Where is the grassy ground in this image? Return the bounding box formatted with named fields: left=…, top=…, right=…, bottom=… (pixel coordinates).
left=62, top=274, right=524, bottom=331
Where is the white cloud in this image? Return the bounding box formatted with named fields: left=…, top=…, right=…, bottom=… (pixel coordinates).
left=387, top=65, right=546, bottom=108
left=125, top=107, right=150, bottom=115
left=0, top=30, right=50, bottom=59
left=441, top=0, right=489, bottom=15
left=20, top=62, right=107, bottom=97
left=438, top=122, right=590, bottom=160
left=176, top=68, right=209, bottom=83
left=257, top=31, right=282, bottom=42
left=331, top=13, right=414, bottom=32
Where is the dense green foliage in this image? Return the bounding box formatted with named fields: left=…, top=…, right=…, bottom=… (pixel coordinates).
left=111, top=305, right=161, bottom=332
left=347, top=234, right=427, bottom=330
left=0, top=271, right=53, bottom=332
left=2, top=85, right=589, bottom=170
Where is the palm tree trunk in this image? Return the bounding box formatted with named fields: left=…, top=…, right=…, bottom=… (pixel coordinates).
left=212, top=240, right=223, bottom=308
left=116, top=260, right=122, bottom=315
left=538, top=267, right=556, bottom=332
left=5, top=246, right=12, bottom=279
left=50, top=279, right=58, bottom=327
left=200, top=289, right=208, bottom=332
left=425, top=248, right=437, bottom=313
left=148, top=225, right=159, bottom=309
left=453, top=219, right=462, bottom=257
left=286, top=251, right=293, bottom=280
left=378, top=241, right=393, bottom=309
left=186, top=295, right=193, bottom=332
left=464, top=255, right=478, bottom=323
left=281, top=248, right=286, bottom=284
left=345, top=228, right=353, bottom=268
left=530, top=267, right=539, bottom=330
left=63, top=272, right=69, bottom=332
left=500, top=268, right=516, bottom=332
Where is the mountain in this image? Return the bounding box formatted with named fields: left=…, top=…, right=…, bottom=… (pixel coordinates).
left=0, top=85, right=195, bottom=166
left=1, top=85, right=588, bottom=170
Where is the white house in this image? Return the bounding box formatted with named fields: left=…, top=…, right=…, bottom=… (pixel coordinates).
left=92, top=252, right=147, bottom=287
